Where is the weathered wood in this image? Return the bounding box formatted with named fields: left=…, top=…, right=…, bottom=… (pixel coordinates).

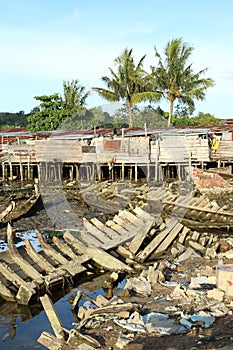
left=133, top=206, right=156, bottom=221
left=136, top=218, right=178, bottom=262
left=52, top=236, right=89, bottom=263
left=129, top=218, right=155, bottom=255
left=120, top=209, right=146, bottom=226
left=153, top=223, right=183, bottom=254
left=59, top=260, right=86, bottom=277
left=163, top=199, right=233, bottom=217
left=63, top=231, right=132, bottom=272
left=0, top=280, right=16, bottom=302
left=90, top=217, right=120, bottom=239
left=0, top=261, right=36, bottom=304
left=0, top=201, right=15, bottom=221
left=106, top=219, right=130, bottom=235
left=40, top=294, right=65, bottom=340
left=25, top=238, right=55, bottom=273
left=7, top=224, right=44, bottom=283
left=37, top=332, right=63, bottom=350
left=36, top=230, right=68, bottom=265
left=83, top=218, right=109, bottom=244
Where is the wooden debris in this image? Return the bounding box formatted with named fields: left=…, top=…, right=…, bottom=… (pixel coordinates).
left=37, top=332, right=63, bottom=350
left=40, top=294, right=65, bottom=340
left=63, top=231, right=132, bottom=272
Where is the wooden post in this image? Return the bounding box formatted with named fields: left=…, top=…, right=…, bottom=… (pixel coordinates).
left=147, top=163, right=150, bottom=181
left=97, top=164, right=101, bottom=181
left=19, top=156, right=23, bottom=182
left=2, top=162, right=5, bottom=181
left=135, top=163, right=138, bottom=182
left=9, top=162, right=13, bottom=181
left=121, top=163, right=125, bottom=180
left=27, top=154, right=31, bottom=181
left=75, top=164, right=79, bottom=181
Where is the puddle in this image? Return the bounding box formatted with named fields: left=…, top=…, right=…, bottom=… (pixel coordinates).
left=0, top=261, right=127, bottom=349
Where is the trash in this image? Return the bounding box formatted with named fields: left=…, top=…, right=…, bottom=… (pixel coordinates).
left=124, top=276, right=152, bottom=296
left=207, top=288, right=225, bottom=302
left=187, top=311, right=215, bottom=328
left=115, top=333, right=134, bottom=349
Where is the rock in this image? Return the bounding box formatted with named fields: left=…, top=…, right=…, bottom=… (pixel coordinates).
left=207, top=289, right=224, bottom=302
left=124, top=276, right=152, bottom=297
left=115, top=333, right=134, bottom=349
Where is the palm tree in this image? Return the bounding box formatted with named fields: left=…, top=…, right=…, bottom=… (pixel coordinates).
left=150, top=38, right=215, bottom=126
left=93, top=48, right=150, bottom=127
left=63, top=79, right=89, bottom=111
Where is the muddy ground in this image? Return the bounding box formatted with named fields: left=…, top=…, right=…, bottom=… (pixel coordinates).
left=59, top=257, right=233, bottom=350
left=1, top=183, right=233, bottom=349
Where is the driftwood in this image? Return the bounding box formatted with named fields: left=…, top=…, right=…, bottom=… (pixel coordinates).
left=0, top=201, right=15, bottom=222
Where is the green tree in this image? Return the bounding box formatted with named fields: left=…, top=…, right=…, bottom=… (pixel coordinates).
left=194, top=112, right=224, bottom=126
left=27, top=94, right=66, bottom=131
left=28, top=80, right=89, bottom=131
left=150, top=38, right=215, bottom=126
left=93, top=48, right=151, bottom=128
left=63, top=79, right=88, bottom=112
left=133, top=106, right=167, bottom=128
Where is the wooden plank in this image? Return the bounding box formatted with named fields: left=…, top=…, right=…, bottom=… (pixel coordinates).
left=133, top=206, right=156, bottom=221
left=112, top=215, right=138, bottom=233
left=154, top=223, right=184, bottom=254
left=35, top=230, right=68, bottom=265
left=83, top=218, right=110, bottom=244
left=38, top=332, right=64, bottom=350
left=90, top=217, right=120, bottom=239
left=79, top=230, right=105, bottom=247
left=136, top=218, right=178, bottom=262
left=40, top=294, right=65, bottom=340
left=52, top=236, right=90, bottom=263
left=120, top=209, right=146, bottom=225
left=7, top=224, right=44, bottom=283
left=0, top=280, right=16, bottom=302
left=24, top=239, right=55, bottom=273
left=102, top=230, right=139, bottom=250
left=128, top=218, right=155, bottom=255
left=0, top=261, right=36, bottom=304
left=106, top=220, right=130, bottom=235
left=59, top=260, right=86, bottom=277
left=63, top=231, right=132, bottom=272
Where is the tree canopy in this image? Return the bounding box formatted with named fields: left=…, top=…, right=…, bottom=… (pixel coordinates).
left=150, top=38, right=215, bottom=126
left=92, top=48, right=154, bottom=128
left=27, top=80, right=89, bottom=131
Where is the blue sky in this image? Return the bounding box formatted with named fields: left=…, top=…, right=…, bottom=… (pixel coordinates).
left=0, top=0, right=233, bottom=119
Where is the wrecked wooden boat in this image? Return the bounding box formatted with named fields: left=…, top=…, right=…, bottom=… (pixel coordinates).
left=162, top=193, right=233, bottom=231
left=0, top=205, right=186, bottom=305
left=0, top=192, right=40, bottom=225
left=0, top=201, right=16, bottom=222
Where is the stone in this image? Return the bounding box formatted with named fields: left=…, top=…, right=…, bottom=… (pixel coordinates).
left=207, top=288, right=224, bottom=302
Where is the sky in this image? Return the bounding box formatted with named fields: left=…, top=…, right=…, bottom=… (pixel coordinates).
left=0, top=0, right=233, bottom=119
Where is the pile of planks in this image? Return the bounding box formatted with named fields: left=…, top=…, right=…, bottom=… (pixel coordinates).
left=0, top=201, right=229, bottom=305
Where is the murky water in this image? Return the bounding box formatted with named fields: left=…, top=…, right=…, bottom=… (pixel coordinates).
left=0, top=289, right=75, bottom=349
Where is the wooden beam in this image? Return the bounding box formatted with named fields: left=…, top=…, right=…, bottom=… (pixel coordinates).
left=40, top=294, right=65, bottom=340
left=63, top=231, right=132, bottom=272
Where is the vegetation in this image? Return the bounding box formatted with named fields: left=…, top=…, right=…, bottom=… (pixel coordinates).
left=0, top=39, right=220, bottom=130
left=0, top=111, right=28, bottom=129
left=27, top=80, right=89, bottom=131
left=173, top=112, right=224, bottom=127
left=92, top=48, right=156, bottom=128
left=150, top=38, right=215, bottom=126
